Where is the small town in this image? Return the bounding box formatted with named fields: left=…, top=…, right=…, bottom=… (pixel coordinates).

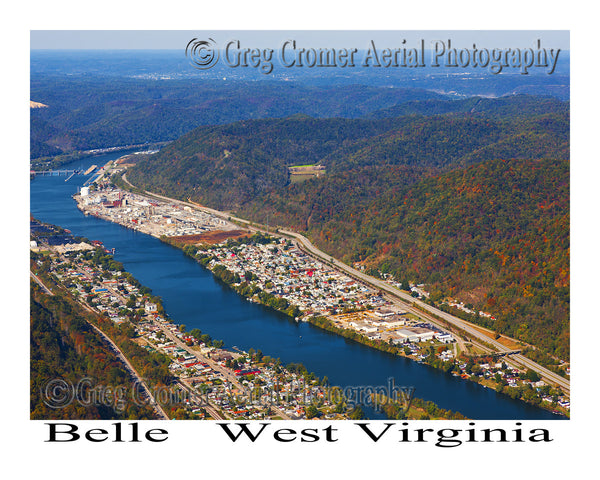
left=32, top=191, right=570, bottom=418
left=31, top=219, right=353, bottom=420
left=74, top=184, right=461, bottom=350
left=69, top=180, right=571, bottom=416
left=75, top=184, right=234, bottom=238
left=198, top=238, right=459, bottom=348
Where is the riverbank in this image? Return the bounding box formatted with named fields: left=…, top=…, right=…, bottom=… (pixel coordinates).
left=31, top=142, right=169, bottom=172
left=32, top=216, right=474, bottom=421
left=71, top=184, right=569, bottom=418
left=74, top=187, right=237, bottom=240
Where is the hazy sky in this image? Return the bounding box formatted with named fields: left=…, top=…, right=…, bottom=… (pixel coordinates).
left=30, top=30, right=569, bottom=50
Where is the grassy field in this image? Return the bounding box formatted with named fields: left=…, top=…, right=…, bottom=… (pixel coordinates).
left=288, top=164, right=326, bottom=183
left=290, top=174, right=317, bottom=183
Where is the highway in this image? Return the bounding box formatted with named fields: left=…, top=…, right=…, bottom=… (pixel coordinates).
left=282, top=228, right=571, bottom=395
left=30, top=271, right=54, bottom=295
left=88, top=322, right=170, bottom=420
left=67, top=260, right=171, bottom=419
left=121, top=174, right=570, bottom=395
left=31, top=265, right=170, bottom=419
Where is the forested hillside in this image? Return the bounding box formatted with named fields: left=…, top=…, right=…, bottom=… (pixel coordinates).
left=241, top=158, right=569, bottom=357
left=126, top=96, right=569, bottom=358
left=129, top=116, right=411, bottom=208
left=30, top=77, right=445, bottom=159
left=129, top=103, right=568, bottom=207
left=367, top=94, right=569, bottom=120
left=31, top=70, right=567, bottom=161
left=30, top=281, right=158, bottom=419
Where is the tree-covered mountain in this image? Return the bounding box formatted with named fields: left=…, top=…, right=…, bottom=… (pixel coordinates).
left=128, top=101, right=568, bottom=211
left=367, top=94, right=569, bottom=120
left=129, top=116, right=412, bottom=208
left=30, top=281, right=158, bottom=420
left=31, top=69, right=568, bottom=161
left=240, top=158, right=569, bottom=357
left=126, top=96, right=569, bottom=358
left=30, top=76, right=447, bottom=159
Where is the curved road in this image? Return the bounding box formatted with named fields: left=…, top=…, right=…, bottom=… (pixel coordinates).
left=30, top=271, right=54, bottom=295
left=283, top=229, right=570, bottom=395
left=88, top=322, right=170, bottom=420
left=120, top=174, right=570, bottom=395
left=31, top=265, right=170, bottom=418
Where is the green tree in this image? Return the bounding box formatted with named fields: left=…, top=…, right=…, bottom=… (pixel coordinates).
left=190, top=328, right=202, bottom=341
left=523, top=369, right=541, bottom=383
left=348, top=405, right=366, bottom=420
left=305, top=405, right=320, bottom=419
left=126, top=294, right=137, bottom=309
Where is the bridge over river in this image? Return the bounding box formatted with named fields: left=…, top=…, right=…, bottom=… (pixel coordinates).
left=31, top=168, right=100, bottom=183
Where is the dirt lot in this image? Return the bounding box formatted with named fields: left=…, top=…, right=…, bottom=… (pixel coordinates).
left=469, top=323, right=523, bottom=350
left=289, top=165, right=326, bottom=183
left=115, top=154, right=139, bottom=165
left=172, top=229, right=251, bottom=245
left=288, top=165, right=326, bottom=173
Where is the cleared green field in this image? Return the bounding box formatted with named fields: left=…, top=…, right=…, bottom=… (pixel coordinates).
left=290, top=174, right=317, bottom=183
left=289, top=163, right=319, bottom=169
left=288, top=164, right=326, bottom=183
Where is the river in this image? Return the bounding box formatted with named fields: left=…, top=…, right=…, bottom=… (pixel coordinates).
left=29, top=151, right=561, bottom=420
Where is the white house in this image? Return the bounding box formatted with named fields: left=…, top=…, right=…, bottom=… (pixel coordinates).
left=435, top=333, right=455, bottom=343
left=145, top=302, right=158, bottom=313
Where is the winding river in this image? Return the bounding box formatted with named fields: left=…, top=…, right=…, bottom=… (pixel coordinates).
left=30, top=151, right=561, bottom=420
